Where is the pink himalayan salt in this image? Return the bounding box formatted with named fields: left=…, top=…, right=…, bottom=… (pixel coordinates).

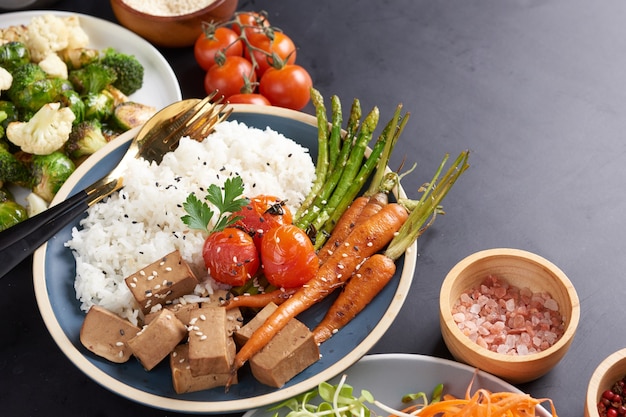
left=451, top=274, right=565, bottom=356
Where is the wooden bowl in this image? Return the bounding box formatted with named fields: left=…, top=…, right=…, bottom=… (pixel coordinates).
left=439, top=248, right=580, bottom=383
left=585, top=349, right=626, bottom=417
left=110, top=0, right=238, bottom=48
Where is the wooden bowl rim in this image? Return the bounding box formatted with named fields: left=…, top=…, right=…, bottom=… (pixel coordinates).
left=440, top=247, right=580, bottom=364
left=110, top=0, right=229, bottom=21
left=585, top=348, right=626, bottom=417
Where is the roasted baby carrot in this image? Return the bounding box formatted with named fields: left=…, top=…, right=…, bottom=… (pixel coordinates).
left=222, top=287, right=297, bottom=310
left=225, top=203, right=409, bottom=388
left=317, top=195, right=369, bottom=262
left=313, top=253, right=396, bottom=344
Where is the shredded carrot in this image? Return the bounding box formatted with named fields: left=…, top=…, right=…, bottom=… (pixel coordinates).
left=387, top=373, right=558, bottom=417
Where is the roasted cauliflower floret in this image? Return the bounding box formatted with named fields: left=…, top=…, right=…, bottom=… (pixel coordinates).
left=24, top=14, right=69, bottom=62
left=63, top=15, right=89, bottom=49
left=6, top=102, right=75, bottom=155
left=0, top=66, right=12, bottom=91
left=38, top=52, right=68, bottom=79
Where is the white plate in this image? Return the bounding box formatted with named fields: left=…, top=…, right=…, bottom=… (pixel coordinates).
left=33, top=105, right=418, bottom=414
left=0, top=10, right=182, bottom=108
left=1, top=10, right=182, bottom=205
left=243, top=353, right=553, bottom=417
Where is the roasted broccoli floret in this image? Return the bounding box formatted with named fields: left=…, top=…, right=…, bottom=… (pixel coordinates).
left=0, top=187, right=28, bottom=231
left=68, top=62, right=117, bottom=96
left=0, top=140, right=32, bottom=187
left=83, top=89, right=115, bottom=121
left=6, top=63, right=71, bottom=114
left=30, top=151, right=75, bottom=202
left=65, top=119, right=108, bottom=159
left=100, top=48, right=144, bottom=96
left=0, top=41, right=30, bottom=72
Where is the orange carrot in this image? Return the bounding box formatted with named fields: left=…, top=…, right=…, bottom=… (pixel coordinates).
left=225, top=203, right=409, bottom=388
left=354, top=191, right=388, bottom=225
left=222, top=287, right=297, bottom=310
left=313, top=253, right=396, bottom=344
left=317, top=195, right=369, bottom=262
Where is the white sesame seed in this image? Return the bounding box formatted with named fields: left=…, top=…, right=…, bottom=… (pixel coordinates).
left=129, top=283, right=136, bottom=288
left=115, top=341, right=124, bottom=347
left=165, top=267, right=172, bottom=272
left=200, top=335, right=208, bottom=341
left=367, top=242, right=373, bottom=247
left=200, top=314, right=207, bottom=321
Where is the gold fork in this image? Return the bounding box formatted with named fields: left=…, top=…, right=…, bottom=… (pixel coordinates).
left=0, top=93, right=232, bottom=278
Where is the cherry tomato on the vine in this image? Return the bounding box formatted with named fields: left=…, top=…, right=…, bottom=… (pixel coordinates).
left=194, top=27, right=243, bottom=71
left=232, top=195, right=293, bottom=251
left=261, top=224, right=319, bottom=288
left=245, top=31, right=297, bottom=77
left=204, top=55, right=256, bottom=100
left=227, top=93, right=271, bottom=105
left=202, top=227, right=260, bottom=287
left=232, top=11, right=271, bottom=38
left=259, top=64, right=312, bottom=110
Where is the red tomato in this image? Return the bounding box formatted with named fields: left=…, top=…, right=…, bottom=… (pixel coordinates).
left=227, top=93, right=271, bottom=105
left=259, top=64, right=312, bottom=110
left=194, top=27, right=243, bottom=71
left=232, top=11, right=271, bottom=37
left=232, top=195, right=293, bottom=251
left=202, top=227, right=260, bottom=286
left=204, top=56, right=256, bottom=99
left=261, top=224, right=319, bottom=288
left=245, top=31, right=297, bottom=77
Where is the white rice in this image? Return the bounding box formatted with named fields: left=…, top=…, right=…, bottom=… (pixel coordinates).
left=66, top=120, right=315, bottom=324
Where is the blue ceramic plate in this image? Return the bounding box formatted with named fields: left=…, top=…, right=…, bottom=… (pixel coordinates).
left=32, top=105, right=417, bottom=414
left=243, top=353, right=553, bottom=417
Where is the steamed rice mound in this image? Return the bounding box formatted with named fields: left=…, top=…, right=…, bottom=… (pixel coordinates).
left=66, top=120, right=315, bottom=324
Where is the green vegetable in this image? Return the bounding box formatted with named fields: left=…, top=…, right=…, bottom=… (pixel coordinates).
left=82, top=89, right=115, bottom=121
left=0, top=142, right=32, bottom=187
left=268, top=375, right=374, bottom=417
left=111, top=101, right=155, bottom=131
left=0, top=101, right=18, bottom=134
left=68, top=62, right=117, bottom=96
left=100, top=47, right=144, bottom=95
left=30, top=151, right=76, bottom=202
left=0, top=187, right=28, bottom=232
left=181, top=175, right=249, bottom=234
left=64, top=119, right=108, bottom=159
left=58, top=90, right=86, bottom=124
left=0, top=41, right=30, bottom=72
left=58, top=47, right=99, bottom=70
left=6, top=63, right=70, bottom=114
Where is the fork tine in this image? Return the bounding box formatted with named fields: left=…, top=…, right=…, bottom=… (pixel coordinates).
left=185, top=98, right=232, bottom=140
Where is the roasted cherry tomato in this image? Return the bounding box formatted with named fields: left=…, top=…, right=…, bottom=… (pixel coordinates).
left=232, top=11, right=271, bottom=38
left=194, top=27, right=243, bottom=71
left=202, top=227, right=260, bottom=286
left=227, top=93, right=271, bottom=105
left=259, top=64, right=312, bottom=110
left=245, top=31, right=297, bottom=77
left=232, top=195, right=293, bottom=251
left=261, top=224, right=319, bottom=288
left=204, top=55, right=256, bottom=100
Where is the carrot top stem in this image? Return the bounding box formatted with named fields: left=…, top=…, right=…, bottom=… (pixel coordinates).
left=385, top=150, right=470, bottom=261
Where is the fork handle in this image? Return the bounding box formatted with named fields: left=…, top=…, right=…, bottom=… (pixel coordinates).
left=0, top=189, right=90, bottom=279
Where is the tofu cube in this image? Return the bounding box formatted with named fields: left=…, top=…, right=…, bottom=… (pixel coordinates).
left=127, top=309, right=187, bottom=371
left=187, top=306, right=236, bottom=376
left=79, top=305, right=140, bottom=363
left=201, top=289, right=244, bottom=337
left=144, top=302, right=200, bottom=326
left=124, top=250, right=199, bottom=313
left=170, top=344, right=237, bottom=394
left=237, top=303, right=320, bottom=388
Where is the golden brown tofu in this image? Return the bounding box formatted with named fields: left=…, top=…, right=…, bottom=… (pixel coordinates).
left=170, top=344, right=237, bottom=394
left=127, top=309, right=187, bottom=371
left=124, top=250, right=199, bottom=313
left=79, top=305, right=140, bottom=364
left=187, top=306, right=236, bottom=376
left=201, top=289, right=244, bottom=337
left=237, top=303, right=320, bottom=388
left=144, top=302, right=200, bottom=326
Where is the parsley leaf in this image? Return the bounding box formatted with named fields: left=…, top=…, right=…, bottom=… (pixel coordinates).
left=181, top=175, right=249, bottom=234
